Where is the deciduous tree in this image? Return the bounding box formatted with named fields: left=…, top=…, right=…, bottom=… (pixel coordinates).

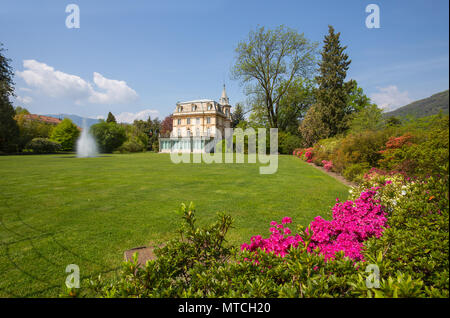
left=232, top=25, right=317, bottom=128
left=0, top=43, right=19, bottom=152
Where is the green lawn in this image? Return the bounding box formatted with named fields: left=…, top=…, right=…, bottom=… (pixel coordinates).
left=0, top=152, right=349, bottom=297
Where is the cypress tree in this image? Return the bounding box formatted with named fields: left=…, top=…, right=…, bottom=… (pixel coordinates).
left=106, top=111, right=117, bottom=123
left=315, top=25, right=355, bottom=137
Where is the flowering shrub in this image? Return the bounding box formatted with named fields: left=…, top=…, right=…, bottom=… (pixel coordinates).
left=321, top=160, right=333, bottom=172
left=83, top=175, right=448, bottom=298
left=304, top=147, right=314, bottom=162
left=241, top=187, right=387, bottom=262
left=241, top=217, right=303, bottom=258
left=308, top=188, right=387, bottom=261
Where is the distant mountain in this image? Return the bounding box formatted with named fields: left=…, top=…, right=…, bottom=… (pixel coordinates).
left=384, top=90, right=449, bottom=118
left=43, top=114, right=100, bottom=128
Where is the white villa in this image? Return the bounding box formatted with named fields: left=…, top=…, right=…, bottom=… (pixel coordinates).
left=159, top=85, right=233, bottom=153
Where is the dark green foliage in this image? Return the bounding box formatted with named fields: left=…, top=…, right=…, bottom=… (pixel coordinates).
left=231, top=103, right=245, bottom=128
left=314, top=25, right=355, bottom=136
left=0, top=44, right=19, bottom=153
left=26, top=138, right=62, bottom=153
left=278, top=131, right=303, bottom=154
left=386, top=116, right=402, bottom=127
left=15, top=114, right=55, bottom=150
left=132, top=117, right=160, bottom=151
left=90, top=121, right=126, bottom=153
left=50, top=118, right=80, bottom=151
left=277, top=78, right=315, bottom=134
left=362, top=176, right=449, bottom=296
left=384, top=90, right=449, bottom=119
left=106, top=112, right=116, bottom=123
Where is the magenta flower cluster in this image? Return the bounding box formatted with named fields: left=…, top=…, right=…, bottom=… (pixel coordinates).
left=241, top=188, right=387, bottom=262
left=308, top=188, right=387, bottom=261
left=240, top=217, right=304, bottom=258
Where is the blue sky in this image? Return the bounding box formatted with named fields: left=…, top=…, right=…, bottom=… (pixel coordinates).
left=0, top=0, right=448, bottom=122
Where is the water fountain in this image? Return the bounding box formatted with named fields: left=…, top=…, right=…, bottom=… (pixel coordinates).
left=76, top=119, right=98, bottom=157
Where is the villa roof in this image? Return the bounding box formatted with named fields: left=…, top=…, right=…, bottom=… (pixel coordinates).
left=178, top=99, right=215, bottom=104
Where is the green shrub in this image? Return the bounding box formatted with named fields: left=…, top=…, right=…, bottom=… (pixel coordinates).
left=343, top=162, right=370, bottom=181
left=331, top=130, right=389, bottom=173
left=50, top=118, right=80, bottom=151
left=278, top=131, right=303, bottom=155
left=379, top=116, right=449, bottom=177
left=118, top=139, right=146, bottom=153
left=360, top=175, right=449, bottom=296
left=26, top=138, right=62, bottom=153
left=90, top=121, right=127, bottom=153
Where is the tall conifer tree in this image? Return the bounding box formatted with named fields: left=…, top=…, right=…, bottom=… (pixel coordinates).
left=315, top=25, right=355, bottom=136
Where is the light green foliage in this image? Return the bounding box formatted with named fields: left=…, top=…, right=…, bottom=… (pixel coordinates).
left=299, top=104, right=331, bottom=147
left=232, top=25, right=317, bottom=128
left=349, top=103, right=384, bottom=133
left=50, top=118, right=80, bottom=151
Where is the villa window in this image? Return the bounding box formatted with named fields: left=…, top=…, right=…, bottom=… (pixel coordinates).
left=187, top=118, right=191, bottom=125
left=177, top=129, right=181, bottom=137
left=207, top=117, right=211, bottom=124
left=196, top=118, right=200, bottom=124
left=177, top=119, right=181, bottom=125
left=208, top=104, right=212, bottom=110
left=196, top=128, right=200, bottom=136
left=187, top=130, right=191, bottom=137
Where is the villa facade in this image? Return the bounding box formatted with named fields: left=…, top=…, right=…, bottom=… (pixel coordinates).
left=159, top=85, right=232, bottom=153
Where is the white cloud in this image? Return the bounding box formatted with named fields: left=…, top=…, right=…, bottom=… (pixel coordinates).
left=370, top=85, right=412, bottom=112
left=16, top=60, right=138, bottom=105
left=16, top=95, right=33, bottom=104
left=89, top=72, right=138, bottom=104
left=114, top=109, right=160, bottom=123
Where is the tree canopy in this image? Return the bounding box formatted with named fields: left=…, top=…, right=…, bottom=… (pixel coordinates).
left=232, top=25, right=317, bottom=128
left=0, top=43, right=19, bottom=152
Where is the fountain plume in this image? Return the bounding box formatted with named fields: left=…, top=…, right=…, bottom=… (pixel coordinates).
left=76, top=119, right=98, bottom=157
